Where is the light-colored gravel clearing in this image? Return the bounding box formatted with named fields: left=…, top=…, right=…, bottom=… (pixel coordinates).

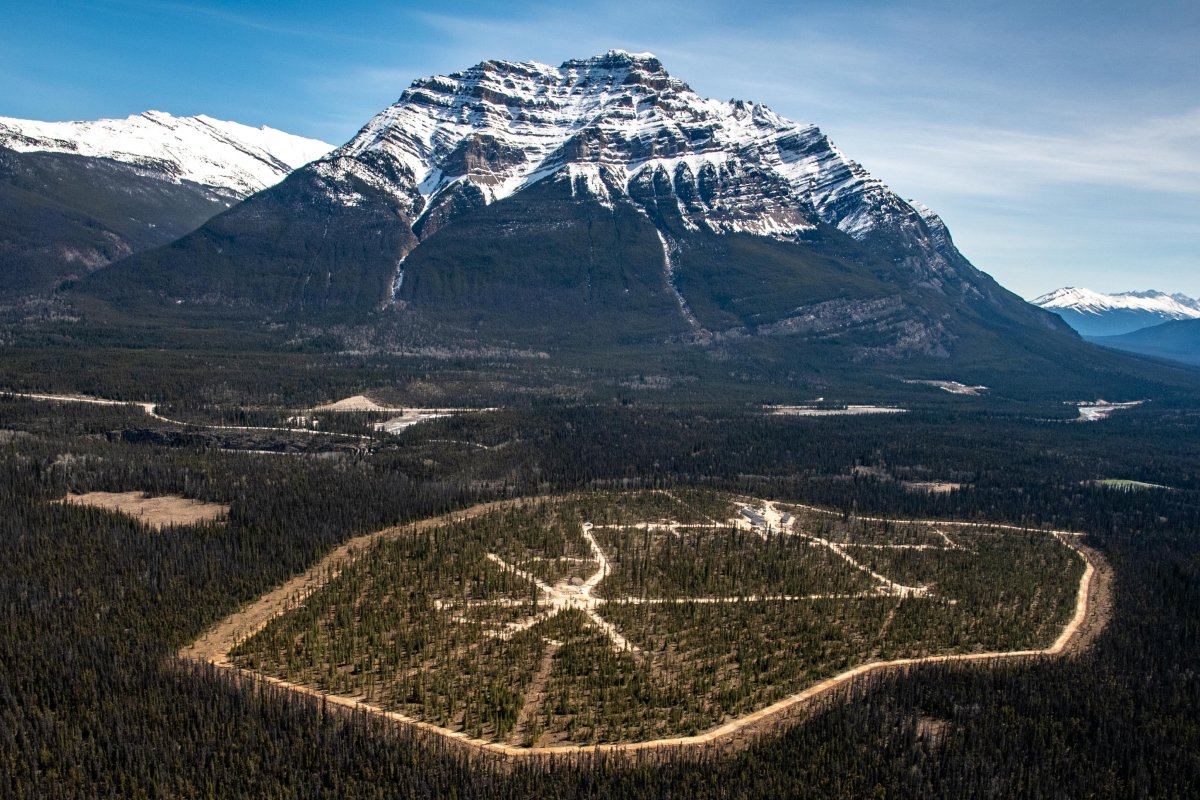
left=767, top=404, right=907, bottom=416
left=4, top=391, right=371, bottom=441
left=903, top=481, right=966, bottom=494
left=310, top=395, right=394, bottom=412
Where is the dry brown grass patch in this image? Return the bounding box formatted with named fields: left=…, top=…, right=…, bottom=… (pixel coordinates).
left=61, top=491, right=229, bottom=529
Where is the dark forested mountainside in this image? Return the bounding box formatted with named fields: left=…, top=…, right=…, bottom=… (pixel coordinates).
left=71, top=155, right=1085, bottom=376
left=0, top=147, right=232, bottom=297
left=1092, top=317, right=1200, bottom=366
left=78, top=157, right=415, bottom=316
left=0, top=111, right=331, bottom=302
left=390, top=175, right=1064, bottom=357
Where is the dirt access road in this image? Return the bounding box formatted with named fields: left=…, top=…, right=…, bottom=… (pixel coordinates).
left=3, top=391, right=371, bottom=440
left=181, top=498, right=534, bottom=666
left=180, top=496, right=1111, bottom=761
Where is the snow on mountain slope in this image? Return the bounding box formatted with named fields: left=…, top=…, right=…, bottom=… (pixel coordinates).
left=1032, top=287, right=1200, bottom=319
left=0, top=111, right=332, bottom=197
left=81, top=48, right=1071, bottom=357
left=908, top=199, right=951, bottom=248
left=319, top=50, right=938, bottom=253
left=1032, top=287, right=1200, bottom=337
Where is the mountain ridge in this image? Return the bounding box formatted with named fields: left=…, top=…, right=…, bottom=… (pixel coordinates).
left=0, top=111, right=332, bottom=299
left=1092, top=317, right=1200, bottom=366
left=0, top=110, right=332, bottom=197
left=1032, top=287, right=1200, bottom=337
left=319, top=49, right=970, bottom=298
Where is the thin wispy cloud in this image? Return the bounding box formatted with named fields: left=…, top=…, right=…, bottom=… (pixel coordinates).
left=103, top=0, right=402, bottom=47
left=852, top=108, right=1200, bottom=200
left=2, top=0, right=1196, bottom=295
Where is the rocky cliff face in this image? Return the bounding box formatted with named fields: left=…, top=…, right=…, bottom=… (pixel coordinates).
left=321, top=50, right=973, bottom=297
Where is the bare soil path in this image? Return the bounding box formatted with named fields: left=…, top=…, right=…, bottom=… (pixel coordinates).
left=180, top=497, right=1110, bottom=761
left=180, top=498, right=531, bottom=666
left=870, top=596, right=905, bottom=660
left=506, top=640, right=561, bottom=747
left=1059, top=539, right=1112, bottom=655
left=4, top=391, right=371, bottom=441
left=474, top=522, right=639, bottom=653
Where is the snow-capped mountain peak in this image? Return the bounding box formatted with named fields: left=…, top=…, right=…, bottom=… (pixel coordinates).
left=1031, top=287, right=1200, bottom=337
left=1125, top=290, right=1200, bottom=313
left=1032, top=287, right=1200, bottom=319
left=0, top=110, right=333, bottom=197
left=314, top=51, right=949, bottom=263
left=76, top=49, right=1070, bottom=358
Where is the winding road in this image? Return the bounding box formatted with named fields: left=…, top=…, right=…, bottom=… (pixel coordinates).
left=3, top=391, right=373, bottom=441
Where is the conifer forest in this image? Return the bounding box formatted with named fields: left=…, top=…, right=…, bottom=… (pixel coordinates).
left=0, top=345, right=1197, bottom=798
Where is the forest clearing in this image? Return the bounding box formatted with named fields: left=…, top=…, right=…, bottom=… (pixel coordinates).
left=60, top=491, right=229, bottom=529
left=184, top=490, right=1104, bottom=756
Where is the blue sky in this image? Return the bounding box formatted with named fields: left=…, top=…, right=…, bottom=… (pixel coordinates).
left=3, top=0, right=1197, bottom=299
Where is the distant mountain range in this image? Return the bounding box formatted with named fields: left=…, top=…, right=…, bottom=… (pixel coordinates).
left=0, top=111, right=331, bottom=298
left=1032, top=287, right=1200, bottom=337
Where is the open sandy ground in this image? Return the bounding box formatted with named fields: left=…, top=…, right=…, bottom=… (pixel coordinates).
left=310, top=394, right=488, bottom=414
left=902, top=380, right=988, bottom=396
left=310, top=395, right=397, bottom=412
left=1075, top=400, right=1144, bottom=422
left=179, top=497, right=1110, bottom=761
left=902, top=481, right=966, bottom=494
left=767, top=404, right=907, bottom=416
left=61, top=491, right=229, bottom=529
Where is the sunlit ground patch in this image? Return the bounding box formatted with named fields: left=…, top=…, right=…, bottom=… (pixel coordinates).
left=61, top=491, right=229, bottom=529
